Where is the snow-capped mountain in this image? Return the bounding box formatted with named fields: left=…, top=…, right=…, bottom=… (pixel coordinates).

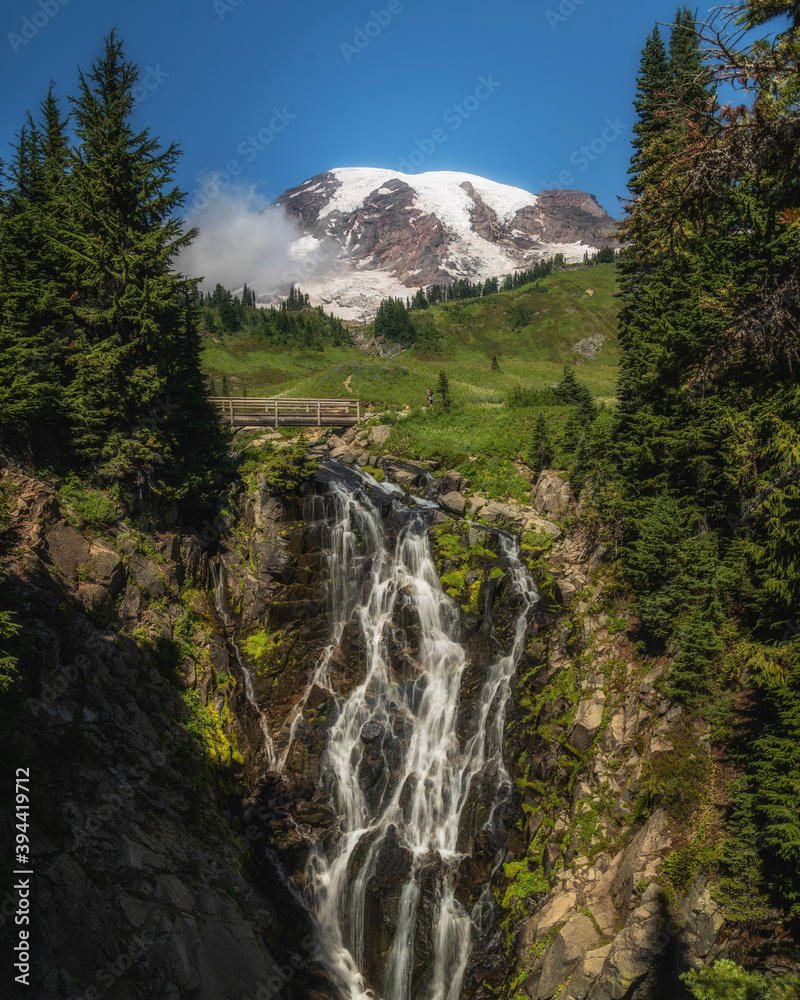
left=274, top=168, right=619, bottom=320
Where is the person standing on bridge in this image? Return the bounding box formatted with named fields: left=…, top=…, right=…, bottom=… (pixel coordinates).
left=427, top=387, right=433, bottom=410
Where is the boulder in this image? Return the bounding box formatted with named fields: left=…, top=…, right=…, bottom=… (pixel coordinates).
left=330, top=447, right=360, bottom=465
left=680, top=875, right=725, bottom=960
left=480, top=500, right=562, bottom=539
left=78, top=583, right=114, bottom=625
left=522, top=513, right=563, bottom=540
left=120, top=582, right=148, bottom=620
left=127, top=552, right=165, bottom=600
left=570, top=691, right=606, bottom=751
left=538, top=932, right=567, bottom=998
left=469, top=495, right=488, bottom=515
left=603, top=712, right=625, bottom=752
left=587, top=887, right=664, bottom=1000
left=561, top=913, right=602, bottom=964
left=89, top=542, right=126, bottom=597
left=43, top=524, right=90, bottom=581
left=369, top=425, right=392, bottom=446
left=555, top=577, right=577, bottom=607
left=440, top=492, right=467, bottom=517
left=538, top=913, right=602, bottom=999
left=566, top=944, right=612, bottom=1000
left=534, top=471, right=575, bottom=521
left=441, top=469, right=464, bottom=493
left=612, top=810, right=670, bottom=920
left=517, top=891, right=578, bottom=956
left=384, top=460, right=430, bottom=487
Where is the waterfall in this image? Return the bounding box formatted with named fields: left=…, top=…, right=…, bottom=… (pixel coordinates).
left=306, top=478, right=538, bottom=1000
left=209, top=559, right=277, bottom=769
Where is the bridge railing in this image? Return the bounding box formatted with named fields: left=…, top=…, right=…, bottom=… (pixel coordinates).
left=208, top=397, right=362, bottom=426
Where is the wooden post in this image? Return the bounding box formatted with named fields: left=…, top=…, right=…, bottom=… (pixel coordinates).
left=317, top=400, right=321, bottom=425
left=275, top=400, right=278, bottom=428
left=228, top=399, right=233, bottom=425
left=357, top=400, right=361, bottom=423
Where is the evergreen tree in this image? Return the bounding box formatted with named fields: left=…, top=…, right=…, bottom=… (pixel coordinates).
left=0, top=32, right=226, bottom=513
left=0, top=92, right=72, bottom=450
left=491, top=354, right=500, bottom=372
left=436, top=370, right=451, bottom=412
left=613, top=2, right=800, bottom=907
left=411, top=288, right=428, bottom=310
left=374, top=297, right=415, bottom=344
left=627, top=26, right=671, bottom=198
left=528, top=412, right=553, bottom=470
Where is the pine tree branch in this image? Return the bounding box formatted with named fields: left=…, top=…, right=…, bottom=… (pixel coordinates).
left=743, top=466, right=800, bottom=521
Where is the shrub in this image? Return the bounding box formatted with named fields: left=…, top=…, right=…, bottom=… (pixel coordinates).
left=58, top=476, right=119, bottom=528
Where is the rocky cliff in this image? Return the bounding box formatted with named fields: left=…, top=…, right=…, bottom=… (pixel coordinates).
left=0, top=435, right=779, bottom=1000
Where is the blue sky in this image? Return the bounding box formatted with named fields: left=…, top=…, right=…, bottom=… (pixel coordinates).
left=1, top=0, right=723, bottom=225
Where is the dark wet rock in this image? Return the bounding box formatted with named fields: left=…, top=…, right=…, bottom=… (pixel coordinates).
left=181, top=532, right=208, bottom=587
left=358, top=740, right=388, bottom=812
left=360, top=720, right=386, bottom=743
left=352, top=827, right=414, bottom=994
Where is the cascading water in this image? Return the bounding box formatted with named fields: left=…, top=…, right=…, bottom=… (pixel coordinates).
left=305, top=476, right=538, bottom=1000
left=209, top=560, right=277, bottom=769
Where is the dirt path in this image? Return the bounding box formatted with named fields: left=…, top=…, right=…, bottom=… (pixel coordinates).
left=344, top=374, right=353, bottom=393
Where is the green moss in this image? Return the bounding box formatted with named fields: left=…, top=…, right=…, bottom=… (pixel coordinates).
left=182, top=688, right=244, bottom=766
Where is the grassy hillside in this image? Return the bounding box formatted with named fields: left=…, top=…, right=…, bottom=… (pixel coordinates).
left=201, top=263, right=620, bottom=407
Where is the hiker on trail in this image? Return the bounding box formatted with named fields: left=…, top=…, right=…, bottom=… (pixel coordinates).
left=427, top=387, right=433, bottom=409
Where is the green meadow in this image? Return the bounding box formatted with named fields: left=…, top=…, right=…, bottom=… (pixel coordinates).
left=202, top=263, right=621, bottom=462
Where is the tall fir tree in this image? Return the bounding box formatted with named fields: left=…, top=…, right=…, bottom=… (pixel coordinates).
left=60, top=32, right=224, bottom=511
left=626, top=26, right=671, bottom=199
left=0, top=32, right=225, bottom=514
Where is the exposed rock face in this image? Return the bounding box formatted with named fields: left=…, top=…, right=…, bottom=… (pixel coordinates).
left=4, top=453, right=770, bottom=1000
left=534, top=470, right=575, bottom=521
left=1, top=465, right=320, bottom=1000
left=274, top=168, right=620, bottom=318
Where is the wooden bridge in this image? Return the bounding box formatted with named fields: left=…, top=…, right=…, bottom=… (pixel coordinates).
left=209, top=397, right=363, bottom=427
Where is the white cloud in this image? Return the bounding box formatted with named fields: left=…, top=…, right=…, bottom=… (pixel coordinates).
left=176, top=181, right=313, bottom=299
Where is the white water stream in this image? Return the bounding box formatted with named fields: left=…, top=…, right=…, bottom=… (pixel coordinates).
left=209, top=560, right=277, bottom=769
left=305, top=479, right=538, bottom=1000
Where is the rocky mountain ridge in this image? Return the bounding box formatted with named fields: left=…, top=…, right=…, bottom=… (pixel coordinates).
left=274, top=168, right=620, bottom=319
